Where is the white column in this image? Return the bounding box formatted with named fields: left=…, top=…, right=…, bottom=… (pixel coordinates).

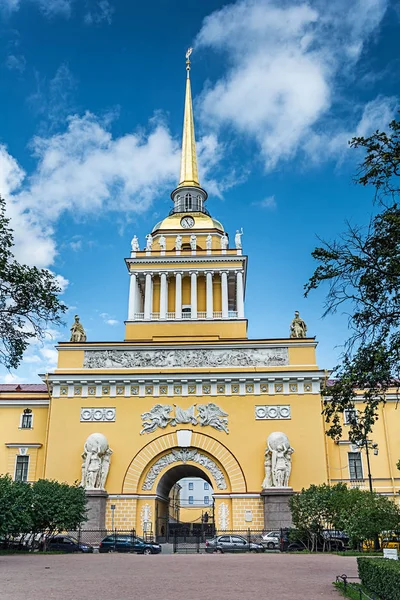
left=221, top=271, right=229, bottom=318
left=206, top=271, right=213, bottom=319
left=160, top=272, right=168, bottom=319
left=175, top=272, right=182, bottom=319
left=144, top=272, right=153, bottom=320
left=236, top=270, right=245, bottom=318
left=128, top=272, right=138, bottom=320
left=190, top=271, right=198, bottom=319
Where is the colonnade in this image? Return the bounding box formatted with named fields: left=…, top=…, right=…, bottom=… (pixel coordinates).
left=128, top=270, right=245, bottom=321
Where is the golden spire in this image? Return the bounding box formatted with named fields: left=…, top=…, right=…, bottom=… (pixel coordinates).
left=178, top=48, right=200, bottom=188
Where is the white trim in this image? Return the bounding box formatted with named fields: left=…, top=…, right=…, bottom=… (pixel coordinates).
left=14, top=453, right=30, bottom=482
left=213, top=493, right=261, bottom=499
left=6, top=443, right=42, bottom=448
left=0, top=400, right=49, bottom=407
left=19, top=410, right=34, bottom=429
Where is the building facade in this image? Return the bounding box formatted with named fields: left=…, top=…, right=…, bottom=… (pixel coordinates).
left=1, top=56, right=399, bottom=536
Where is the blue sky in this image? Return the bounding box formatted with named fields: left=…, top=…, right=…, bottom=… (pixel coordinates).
left=0, top=0, right=399, bottom=383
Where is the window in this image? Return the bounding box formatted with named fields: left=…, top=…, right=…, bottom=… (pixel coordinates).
left=21, top=409, right=33, bottom=429
left=184, top=193, right=192, bottom=211
left=348, top=452, right=363, bottom=480
left=204, top=482, right=209, bottom=490
left=204, top=496, right=209, bottom=504
left=15, top=455, right=29, bottom=482
left=188, top=482, right=194, bottom=490
left=344, top=409, right=357, bottom=425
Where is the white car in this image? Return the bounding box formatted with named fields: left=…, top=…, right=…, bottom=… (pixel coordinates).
left=261, top=531, right=280, bottom=549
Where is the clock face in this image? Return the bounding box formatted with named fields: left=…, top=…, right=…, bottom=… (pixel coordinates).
left=180, top=216, right=195, bottom=229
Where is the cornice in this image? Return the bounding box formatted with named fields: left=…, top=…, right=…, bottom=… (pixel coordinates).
left=0, top=399, right=49, bottom=407
left=5, top=443, right=43, bottom=448
left=125, top=254, right=248, bottom=266
left=56, top=340, right=318, bottom=351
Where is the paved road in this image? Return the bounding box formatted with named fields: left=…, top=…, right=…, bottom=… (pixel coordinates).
left=0, top=553, right=357, bottom=599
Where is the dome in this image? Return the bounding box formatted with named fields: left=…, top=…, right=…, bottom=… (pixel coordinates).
left=151, top=212, right=225, bottom=233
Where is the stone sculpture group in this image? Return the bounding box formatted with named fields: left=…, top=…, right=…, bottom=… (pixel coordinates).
left=262, top=432, right=294, bottom=488
left=140, top=402, right=229, bottom=434
left=81, top=433, right=112, bottom=491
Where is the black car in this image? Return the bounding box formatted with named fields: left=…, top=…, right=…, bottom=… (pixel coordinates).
left=205, top=534, right=265, bottom=553
left=99, top=534, right=161, bottom=554
left=46, top=535, right=94, bottom=553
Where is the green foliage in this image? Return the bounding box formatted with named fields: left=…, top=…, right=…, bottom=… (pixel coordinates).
left=290, top=483, right=400, bottom=550
left=0, top=195, right=67, bottom=369
left=31, top=479, right=86, bottom=534
left=0, top=475, right=33, bottom=536
left=0, top=475, right=86, bottom=543
left=305, top=118, right=400, bottom=443
left=358, top=557, right=400, bottom=600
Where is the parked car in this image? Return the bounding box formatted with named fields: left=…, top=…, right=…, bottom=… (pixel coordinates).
left=46, top=535, right=93, bottom=553
left=261, top=531, right=280, bottom=549
left=99, top=534, right=161, bottom=554
left=279, top=529, right=306, bottom=552
left=205, top=534, right=265, bottom=553
left=321, top=530, right=349, bottom=549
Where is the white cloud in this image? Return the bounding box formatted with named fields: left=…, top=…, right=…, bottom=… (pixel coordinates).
left=195, top=0, right=390, bottom=168
left=100, top=312, right=119, bottom=326
left=52, top=273, right=69, bottom=293
left=84, top=0, right=114, bottom=24
left=5, top=54, right=26, bottom=73
left=1, top=372, right=27, bottom=383
left=0, top=112, right=181, bottom=267
left=254, top=195, right=277, bottom=210
left=0, top=0, right=73, bottom=16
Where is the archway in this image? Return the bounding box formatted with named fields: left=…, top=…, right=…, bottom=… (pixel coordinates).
left=155, top=463, right=215, bottom=542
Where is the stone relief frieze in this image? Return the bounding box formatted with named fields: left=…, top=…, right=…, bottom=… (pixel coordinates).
left=140, top=403, right=229, bottom=435
left=83, top=347, right=289, bottom=369
left=142, top=448, right=227, bottom=491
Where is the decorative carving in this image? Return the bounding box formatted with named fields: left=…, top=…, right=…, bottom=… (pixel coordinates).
left=80, top=408, right=116, bottom=422
left=131, top=235, right=139, bottom=252
left=290, top=311, right=307, bottom=338
left=140, top=404, right=173, bottom=434
left=197, top=403, right=228, bottom=433
left=83, top=347, right=289, bottom=369
left=255, top=406, right=291, bottom=420
left=262, top=432, right=294, bottom=489
left=140, top=503, right=152, bottom=531
left=140, top=403, right=228, bottom=434
left=145, top=234, right=153, bottom=251
left=70, top=315, right=86, bottom=342
left=81, top=433, right=113, bottom=491
left=235, top=228, right=243, bottom=249
left=142, top=449, right=227, bottom=490
left=218, top=502, right=229, bottom=530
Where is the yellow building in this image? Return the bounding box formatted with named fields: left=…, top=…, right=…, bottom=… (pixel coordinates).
left=1, top=55, right=399, bottom=537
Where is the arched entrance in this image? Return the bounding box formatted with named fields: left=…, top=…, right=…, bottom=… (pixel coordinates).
left=121, top=430, right=247, bottom=538
left=155, top=464, right=215, bottom=542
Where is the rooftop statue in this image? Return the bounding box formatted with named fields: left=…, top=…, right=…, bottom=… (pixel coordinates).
left=235, top=228, right=243, bottom=250
left=175, top=234, right=183, bottom=251
left=70, top=315, right=86, bottom=343
left=206, top=234, right=212, bottom=250
left=131, top=235, right=140, bottom=252
left=221, top=233, right=229, bottom=250
left=145, top=233, right=153, bottom=251
left=159, top=234, right=166, bottom=251
left=290, top=311, right=307, bottom=338
left=190, top=234, right=197, bottom=250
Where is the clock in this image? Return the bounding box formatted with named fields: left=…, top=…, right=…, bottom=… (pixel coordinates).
left=180, top=216, right=195, bottom=229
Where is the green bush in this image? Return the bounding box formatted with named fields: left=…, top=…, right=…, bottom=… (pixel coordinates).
left=358, top=557, right=400, bottom=600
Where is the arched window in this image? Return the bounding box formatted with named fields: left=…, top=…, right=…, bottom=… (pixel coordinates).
left=185, top=193, right=192, bottom=211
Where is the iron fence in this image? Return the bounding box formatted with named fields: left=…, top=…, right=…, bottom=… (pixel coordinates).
left=336, top=575, right=378, bottom=600
left=172, top=529, right=271, bottom=554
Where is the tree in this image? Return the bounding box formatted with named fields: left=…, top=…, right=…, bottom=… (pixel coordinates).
left=31, top=479, right=87, bottom=537
left=305, top=119, right=400, bottom=443
left=0, top=195, right=67, bottom=369
left=290, top=483, right=400, bottom=550
left=0, top=475, right=33, bottom=537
